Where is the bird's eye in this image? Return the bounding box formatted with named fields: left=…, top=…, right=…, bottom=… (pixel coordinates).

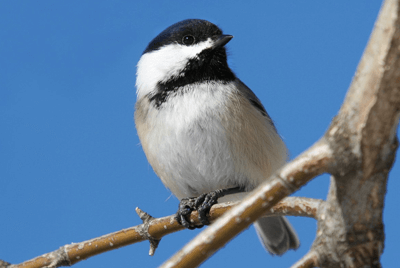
left=182, top=35, right=195, bottom=45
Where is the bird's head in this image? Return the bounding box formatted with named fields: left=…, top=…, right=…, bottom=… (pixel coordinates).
left=136, top=19, right=235, bottom=100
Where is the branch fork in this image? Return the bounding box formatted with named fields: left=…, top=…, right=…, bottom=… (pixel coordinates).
left=135, top=207, right=161, bottom=256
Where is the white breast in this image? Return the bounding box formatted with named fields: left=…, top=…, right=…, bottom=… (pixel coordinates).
left=135, top=81, right=287, bottom=200
left=135, top=82, right=249, bottom=199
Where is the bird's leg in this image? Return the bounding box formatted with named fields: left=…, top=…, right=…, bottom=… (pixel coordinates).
left=175, top=186, right=245, bottom=229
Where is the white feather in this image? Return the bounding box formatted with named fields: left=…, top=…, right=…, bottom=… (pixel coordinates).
left=136, top=39, right=214, bottom=100
left=136, top=82, right=247, bottom=199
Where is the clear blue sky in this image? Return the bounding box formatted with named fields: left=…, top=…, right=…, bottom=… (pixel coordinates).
left=1, top=1, right=397, bottom=267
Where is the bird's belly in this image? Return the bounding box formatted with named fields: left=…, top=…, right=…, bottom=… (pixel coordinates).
left=137, top=85, right=250, bottom=199
left=146, top=111, right=241, bottom=199
left=135, top=82, right=287, bottom=200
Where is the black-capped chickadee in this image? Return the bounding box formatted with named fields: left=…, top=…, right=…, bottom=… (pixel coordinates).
left=134, top=19, right=299, bottom=255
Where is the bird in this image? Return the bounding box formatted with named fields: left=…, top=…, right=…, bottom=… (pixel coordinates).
left=134, top=19, right=299, bottom=255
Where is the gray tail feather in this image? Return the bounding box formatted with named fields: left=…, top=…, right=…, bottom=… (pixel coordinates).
left=253, top=216, right=300, bottom=255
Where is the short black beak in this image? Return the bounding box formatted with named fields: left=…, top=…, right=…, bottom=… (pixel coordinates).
left=212, top=34, right=233, bottom=49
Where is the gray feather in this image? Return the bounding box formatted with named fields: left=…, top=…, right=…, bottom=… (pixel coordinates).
left=254, top=216, right=300, bottom=255
left=236, top=79, right=279, bottom=131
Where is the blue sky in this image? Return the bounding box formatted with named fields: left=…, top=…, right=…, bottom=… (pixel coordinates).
left=1, top=1, right=397, bottom=267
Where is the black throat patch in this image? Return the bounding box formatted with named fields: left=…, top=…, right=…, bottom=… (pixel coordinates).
left=148, top=47, right=236, bottom=109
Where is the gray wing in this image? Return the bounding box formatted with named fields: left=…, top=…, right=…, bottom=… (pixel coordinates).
left=236, top=79, right=278, bottom=130
left=236, top=81, right=297, bottom=255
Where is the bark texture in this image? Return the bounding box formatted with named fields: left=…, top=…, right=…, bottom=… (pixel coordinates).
left=312, top=0, right=400, bottom=266
left=161, top=0, right=400, bottom=267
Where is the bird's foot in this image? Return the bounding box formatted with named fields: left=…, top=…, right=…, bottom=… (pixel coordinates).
left=175, top=191, right=219, bottom=229
left=175, top=187, right=245, bottom=229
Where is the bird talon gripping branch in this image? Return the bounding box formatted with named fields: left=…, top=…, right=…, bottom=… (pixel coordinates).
left=175, top=196, right=206, bottom=229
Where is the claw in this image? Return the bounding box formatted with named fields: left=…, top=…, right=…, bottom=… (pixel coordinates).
left=197, top=191, right=220, bottom=225
left=175, top=196, right=204, bottom=229
left=175, top=187, right=245, bottom=229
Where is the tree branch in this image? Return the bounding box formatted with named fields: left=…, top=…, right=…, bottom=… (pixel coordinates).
left=0, top=260, right=11, bottom=268
left=311, top=0, right=400, bottom=266
left=290, top=251, right=319, bottom=268
left=161, top=0, right=400, bottom=267
left=5, top=197, right=320, bottom=268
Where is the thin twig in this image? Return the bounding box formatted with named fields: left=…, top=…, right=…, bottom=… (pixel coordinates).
left=7, top=197, right=322, bottom=268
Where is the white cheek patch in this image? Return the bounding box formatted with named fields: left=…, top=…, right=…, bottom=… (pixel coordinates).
left=136, top=39, right=214, bottom=100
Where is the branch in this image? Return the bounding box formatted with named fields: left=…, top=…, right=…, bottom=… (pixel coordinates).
left=6, top=197, right=321, bottom=268
left=311, top=0, right=400, bottom=266
left=160, top=141, right=332, bottom=268
left=161, top=0, right=400, bottom=266
left=263, top=196, right=323, bottom=219
left=290, top=251, right=319, bottom=268
left=0, top=260, right=11, bottom=268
